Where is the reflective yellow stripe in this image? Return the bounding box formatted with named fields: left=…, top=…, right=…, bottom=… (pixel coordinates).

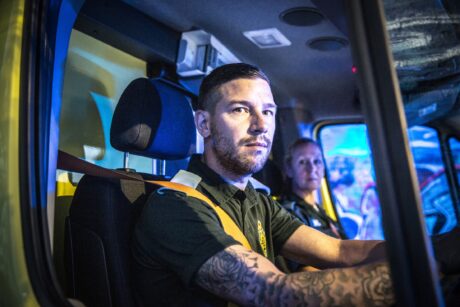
left=321, top=178, right=338, bottom=221
left=148, top=180, right=252, bottom=250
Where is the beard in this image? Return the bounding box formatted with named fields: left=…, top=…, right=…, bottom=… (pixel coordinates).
left=210, top=122, right=271, bottom=176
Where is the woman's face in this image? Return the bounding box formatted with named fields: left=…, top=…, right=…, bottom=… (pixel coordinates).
left=287, top=143, right=325, bottom=194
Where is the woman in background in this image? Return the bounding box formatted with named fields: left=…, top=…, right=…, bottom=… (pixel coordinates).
left=276, top=138, right=347, bottom=272
left=282, top=138, right=346, bottom=239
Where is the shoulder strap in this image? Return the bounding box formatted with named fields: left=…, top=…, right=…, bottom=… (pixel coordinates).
left=152, top=170, right=252, bottom=250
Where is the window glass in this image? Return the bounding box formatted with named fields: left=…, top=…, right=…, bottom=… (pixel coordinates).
left=409, top=127, right=457, bottom=235
left=320, top=124, right=379, bottom=239
left=449, top=137, right=460, bottom=183
left=382, top=0, right=460, bottom=127
left=320, top=124, right=457, bottom=239
left=59, top=30, right=151, bottom=173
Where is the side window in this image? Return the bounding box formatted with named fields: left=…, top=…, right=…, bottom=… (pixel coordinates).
left=319, top=124, right=458, bottom=239
left=319, top=124, right=380, bottom=240
left=408, top=127, right=457, bottom=235
left=59, top=30, right=151, bottom=173
left=55, top=31, right=151, bottom=287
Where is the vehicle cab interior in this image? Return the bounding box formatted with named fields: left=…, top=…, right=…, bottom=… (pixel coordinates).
left=1, top=0, right=460, bottom=306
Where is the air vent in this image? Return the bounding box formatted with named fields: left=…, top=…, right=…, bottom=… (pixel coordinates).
left=280, top=7, right=324, bottom=26
left=243, top=28, right=291, bottom=49
left=308, top=37, right=348, bottom=51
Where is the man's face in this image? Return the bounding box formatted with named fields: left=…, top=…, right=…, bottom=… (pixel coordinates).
left=287, top=143, right=325, bottom=194
left=208, top=78, right=277, bottom=176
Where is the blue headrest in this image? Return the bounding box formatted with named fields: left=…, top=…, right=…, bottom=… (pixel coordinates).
left=110, top=78, right=196, bottom=160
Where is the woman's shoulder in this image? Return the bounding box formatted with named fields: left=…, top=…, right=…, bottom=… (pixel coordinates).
left=279, top=194, right=297, bottom=208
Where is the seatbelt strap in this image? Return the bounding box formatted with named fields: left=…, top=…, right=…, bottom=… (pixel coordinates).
left=150, top=178, right=251, bottom=250
left=57, top=150, right=252, bottom=250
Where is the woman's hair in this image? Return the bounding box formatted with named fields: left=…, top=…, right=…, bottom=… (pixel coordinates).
left=284, top=137, right=320, bottom=169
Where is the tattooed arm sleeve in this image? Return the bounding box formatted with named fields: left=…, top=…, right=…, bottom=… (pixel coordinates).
left=195, top=244, right=394, bottom=306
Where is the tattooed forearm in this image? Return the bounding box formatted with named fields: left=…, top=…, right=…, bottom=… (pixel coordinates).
left=195, top=245, right=394, bottom=306
left=283, top=262, right=394, bottom=306
left=195, top=246, right=271, bottom=305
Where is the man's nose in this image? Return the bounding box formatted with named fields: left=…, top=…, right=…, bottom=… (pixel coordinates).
left=249, top=111, right=268, bottom=134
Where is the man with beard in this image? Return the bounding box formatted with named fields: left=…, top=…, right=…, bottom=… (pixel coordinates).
left=132, top=63, right=395, bottom=306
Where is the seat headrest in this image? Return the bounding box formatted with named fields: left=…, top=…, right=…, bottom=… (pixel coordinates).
left=110, top=78, right=196, bottom=160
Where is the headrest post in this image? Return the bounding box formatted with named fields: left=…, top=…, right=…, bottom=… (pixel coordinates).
left=159, top=160, right=166, bottom=176
left=123, top=152, right=130, bottom=169
left=152, top=159, right=166, bottom=176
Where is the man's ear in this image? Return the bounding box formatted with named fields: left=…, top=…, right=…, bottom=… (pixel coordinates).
left=194, top=110, right=211, bottom=138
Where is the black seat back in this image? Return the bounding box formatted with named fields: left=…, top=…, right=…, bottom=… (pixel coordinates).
left=64, top=78, right=196, bottom=307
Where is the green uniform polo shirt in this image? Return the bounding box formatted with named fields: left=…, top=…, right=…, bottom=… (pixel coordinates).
left=132, top=155, right=302, bottom=306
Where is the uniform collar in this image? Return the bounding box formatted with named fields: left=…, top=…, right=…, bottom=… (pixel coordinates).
left=287, top=192, right=309, bottom=206
left=187, top=154, right=259, bottom=207
left=286, top=192, right=320, bottom=210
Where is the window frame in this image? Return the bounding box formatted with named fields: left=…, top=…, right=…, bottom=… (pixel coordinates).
left=347, top=1, right=443, bottom=305
left=18, top=0, right=80, bottom=306
left=445, top=135, right=460, bottom=221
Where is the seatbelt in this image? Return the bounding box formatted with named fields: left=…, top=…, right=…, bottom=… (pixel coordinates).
left=57, top=150, right=252, bottom=250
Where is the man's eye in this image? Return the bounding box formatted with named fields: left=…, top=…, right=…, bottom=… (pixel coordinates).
left=263, top=110, right=274, bottom=116
left=233, top=107, right=248, bottom=113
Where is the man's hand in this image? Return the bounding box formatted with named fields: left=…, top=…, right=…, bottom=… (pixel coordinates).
left=195, top=244, right=394, bottom=306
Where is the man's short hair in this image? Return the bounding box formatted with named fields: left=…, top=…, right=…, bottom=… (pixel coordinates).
left=197, top=63, right=270, bottom=113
